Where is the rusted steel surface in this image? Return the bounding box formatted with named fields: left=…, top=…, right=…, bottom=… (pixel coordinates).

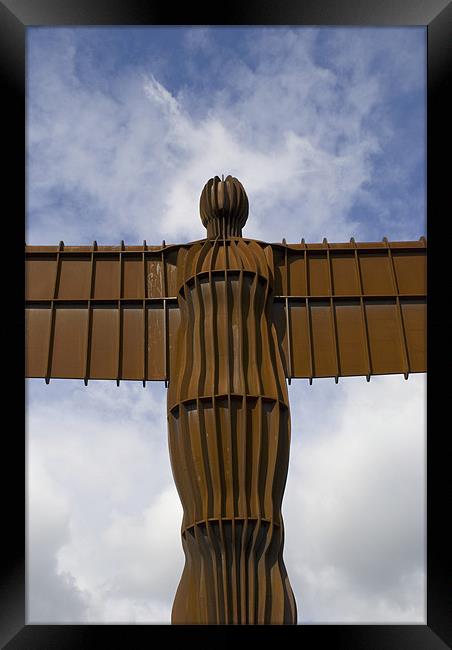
left=200, top=174, right=249, bottom=238
left=24, top=175, right=427, bottom=625
left=273, top=236, right=426, bottom=380
left=25, top=237, right=426, bottom=382
left=167, top=235, right=297, bottom=623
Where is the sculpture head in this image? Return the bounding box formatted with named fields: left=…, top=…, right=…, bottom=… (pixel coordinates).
left=200, top=175, right=249, bottom=238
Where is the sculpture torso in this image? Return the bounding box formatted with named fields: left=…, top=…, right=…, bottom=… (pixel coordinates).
left=168, top=236, right=288, bottom=410
left=167, top=235, right=297, bottom=624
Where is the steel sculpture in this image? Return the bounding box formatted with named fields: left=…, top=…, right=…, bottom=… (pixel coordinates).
left=25, top=175, right=427, bottom=624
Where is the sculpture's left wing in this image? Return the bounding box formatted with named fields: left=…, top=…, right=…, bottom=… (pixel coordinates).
left=25, top=242, right=182, bottom=384
left=271, top=238, right=426, bottom=382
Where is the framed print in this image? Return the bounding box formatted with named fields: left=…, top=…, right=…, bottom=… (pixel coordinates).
left=1, top=0, right=451, bottom=647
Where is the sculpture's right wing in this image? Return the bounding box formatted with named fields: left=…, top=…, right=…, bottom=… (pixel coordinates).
left=271, top=238, right=426, bottom=382
left=25, top=242, right=183, bottom=384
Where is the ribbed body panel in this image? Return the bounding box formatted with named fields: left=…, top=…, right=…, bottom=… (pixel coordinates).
left=167, top=238, right=297, bottom=624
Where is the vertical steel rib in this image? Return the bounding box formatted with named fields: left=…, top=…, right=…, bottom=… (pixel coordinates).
left=303, top=242, right=314, bottom=384
left=324, top=239, right=340, bottom=382
left=285, top=297, right=293, bottom=383
left=282, top=238, right=288, bottom=296
left=225, top=245, right=239, bottom=621
left=162, top=241, right=169, bottom=386
left=237, top=234, right=248, bottom=616
left=383, top=237, right=411, bottom=378
left=249, top=269, right=263, bottom=397
left=253, top=396, right=265, bottom=622
left=45, top=240, right=63, bottom=384
left=351, top=238, right=372, bottom=381
left=211, top=238, right=220, bottom=395
left=83, top=241, right=96, bottom=386
left=237, top=270, right=248, bottom=518
left=142, top=240, right=147, bottom=386
left=116, top=241, right=124, bottom=385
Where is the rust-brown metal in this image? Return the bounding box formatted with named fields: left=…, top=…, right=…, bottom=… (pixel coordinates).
left=200, top=174, right=249, bottom=238
left=167, top=231, right=297, bottom=623
left=25, top=240, right=426, bottom=382
left=24, top=175, right=427, bottom=624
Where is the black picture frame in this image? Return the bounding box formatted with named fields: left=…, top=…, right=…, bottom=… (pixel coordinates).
left=2, top=1, right=451, bottom=647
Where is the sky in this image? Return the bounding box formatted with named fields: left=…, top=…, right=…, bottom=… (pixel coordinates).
left=26, top=26, right=426, bottom=624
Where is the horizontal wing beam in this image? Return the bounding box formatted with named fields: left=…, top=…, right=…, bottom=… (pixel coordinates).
left=25, top=242, right=183, bottom=302
left=271, top=238, right=426, bottom=298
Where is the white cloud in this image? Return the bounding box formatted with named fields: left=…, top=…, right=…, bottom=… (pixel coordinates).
left=27, top=440, right=91, bottom=622
left=183, top=27, right=215, bottom=52
left=283, top=375, right=426, bottom=622
left=27, top=27, right=420, bottom=248
left=27, top=373, right=426, bottom=623
left=27, top=380, right=184, bottom=623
